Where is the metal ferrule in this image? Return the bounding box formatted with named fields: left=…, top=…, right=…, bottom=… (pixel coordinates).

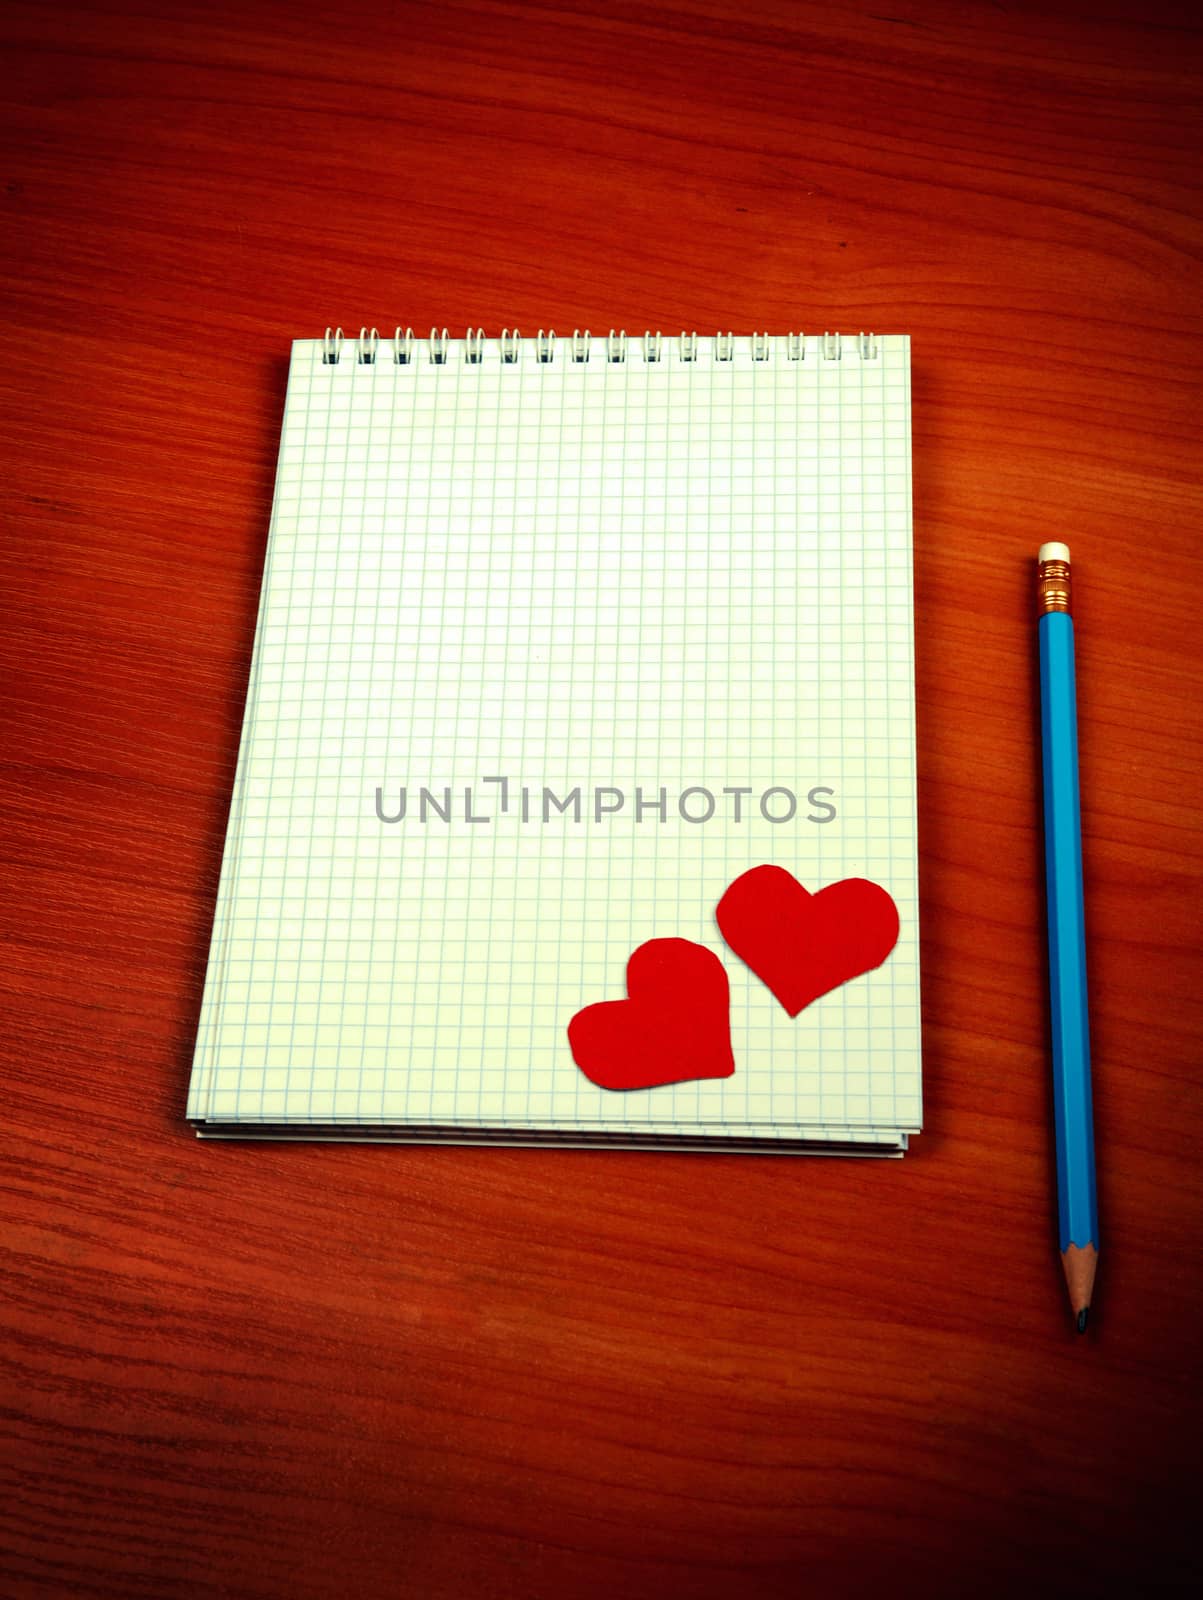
left=1038, top=559, right=1071, bottom=615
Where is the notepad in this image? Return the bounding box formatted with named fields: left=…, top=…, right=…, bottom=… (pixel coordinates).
left=189, top=329, right=920, bottom=1153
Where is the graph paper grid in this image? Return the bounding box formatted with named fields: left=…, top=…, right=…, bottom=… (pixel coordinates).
left=189, top=334, right=919, bottom=1145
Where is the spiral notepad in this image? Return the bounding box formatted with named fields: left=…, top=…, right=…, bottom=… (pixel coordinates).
left=189, top=329, right=920, bottom=1153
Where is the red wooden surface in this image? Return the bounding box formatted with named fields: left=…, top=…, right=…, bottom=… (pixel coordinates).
left=2, top=3, right=1201, bottom=1595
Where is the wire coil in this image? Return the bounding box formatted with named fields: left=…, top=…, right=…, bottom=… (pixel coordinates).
left=324, top=328, right=881, bottom=364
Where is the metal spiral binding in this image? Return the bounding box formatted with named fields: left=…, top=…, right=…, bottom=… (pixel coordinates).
left=326, top=330, right=882, bottom=364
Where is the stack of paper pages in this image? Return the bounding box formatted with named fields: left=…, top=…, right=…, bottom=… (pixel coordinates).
left=189, top=330, right=921, bottom=1154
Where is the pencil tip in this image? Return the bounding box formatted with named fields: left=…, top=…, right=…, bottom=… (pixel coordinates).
left=1076, top=1307, right=1090, bottom=1334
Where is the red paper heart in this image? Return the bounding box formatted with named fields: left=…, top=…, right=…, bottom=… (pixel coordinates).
left=568, top=938, right=735, bottom=1091
left=717, top=866, right=900, bottom=1016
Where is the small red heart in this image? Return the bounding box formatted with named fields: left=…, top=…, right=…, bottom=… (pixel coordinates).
left=717, top=866, right=900, bottom=1016
left=568, top=938, right=735, bottom=1092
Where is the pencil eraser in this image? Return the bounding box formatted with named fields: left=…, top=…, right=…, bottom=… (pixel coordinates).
left=1039, top=541, right=1071, bottom=564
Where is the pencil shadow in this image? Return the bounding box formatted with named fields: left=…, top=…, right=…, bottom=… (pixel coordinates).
left=1026, top=563, right=1067, bottom=1287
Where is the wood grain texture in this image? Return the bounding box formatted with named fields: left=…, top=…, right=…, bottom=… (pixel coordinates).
left=2, top=2, right=1201, bottom=1594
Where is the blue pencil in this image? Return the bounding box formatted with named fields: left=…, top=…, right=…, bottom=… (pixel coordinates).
left=1037, top=542, right=1098, bottom=1333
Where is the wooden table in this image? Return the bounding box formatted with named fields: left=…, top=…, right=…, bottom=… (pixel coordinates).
left=3, top=3, right=1200, bottom=1594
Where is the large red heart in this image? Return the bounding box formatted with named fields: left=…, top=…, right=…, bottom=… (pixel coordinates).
left=716, top=866, right=900, bottom=1016
left=567, top=938, right=735, bottom=1091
